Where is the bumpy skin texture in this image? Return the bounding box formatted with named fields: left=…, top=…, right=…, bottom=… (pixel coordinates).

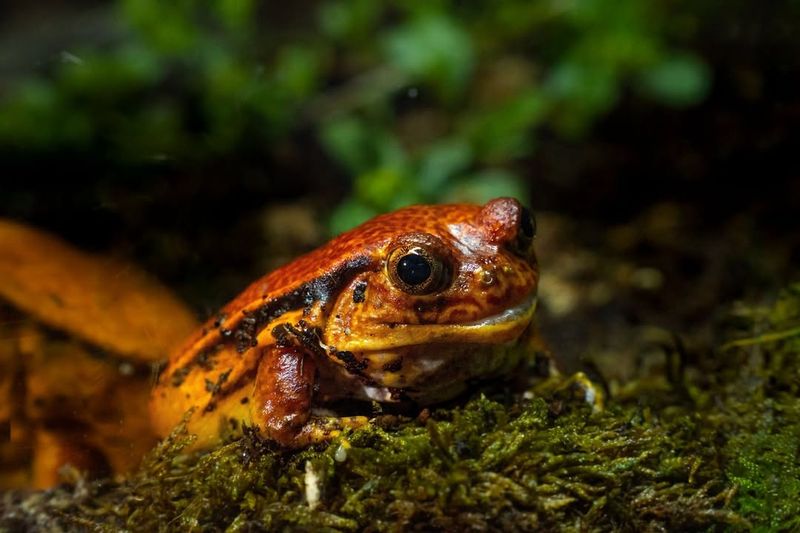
left=150, top=198, right=539, bottom=448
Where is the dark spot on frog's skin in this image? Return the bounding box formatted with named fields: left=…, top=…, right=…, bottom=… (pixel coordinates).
left=271, top=323, right=291, bottom=345
left=214, top=313, right=227, bottom=328
left=197, top=347, right=221, bottom=370
left=198, top=364, right=258, bottom=409
left=205, top=368, right=232, bottom=395
left=171, top=366, right=192, bottom=387
left=334, top=350, right=368, bottom=374
left=203, top=369, right=233, bottom=413
left=383, top=358, right=403, bottom=372
left=352, top=280, right=368, bottom=303
left=172, top=343, right=224, bottom=387
left=240, top=397, right=249, bottom=405
left=234, top=312, right=259, bottom=353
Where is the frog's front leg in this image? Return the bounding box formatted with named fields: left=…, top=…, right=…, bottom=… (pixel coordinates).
left=251, top=345, right=317, bottom=446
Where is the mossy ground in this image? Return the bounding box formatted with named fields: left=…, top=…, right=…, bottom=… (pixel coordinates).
left=3, top=285, right=800, bottom=532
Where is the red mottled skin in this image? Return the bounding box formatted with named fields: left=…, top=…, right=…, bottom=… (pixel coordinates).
left=151, top=198, right=539, bottom=448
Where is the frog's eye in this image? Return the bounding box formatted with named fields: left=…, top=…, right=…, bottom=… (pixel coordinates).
left=509, top=206, right=536, bottom=257
left=387, top=244, right=450, bottom=295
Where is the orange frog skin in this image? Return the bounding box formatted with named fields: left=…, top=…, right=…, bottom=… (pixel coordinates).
left=150, top=197, right=539, bottom=448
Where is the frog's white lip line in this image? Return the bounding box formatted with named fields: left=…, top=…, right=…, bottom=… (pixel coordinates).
left=461, top=292, right=537, bottom=327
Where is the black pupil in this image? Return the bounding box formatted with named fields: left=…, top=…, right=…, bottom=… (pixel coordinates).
left=396, top=253, right=432, bottom=286
left=520, top=207, right=535, bottom=238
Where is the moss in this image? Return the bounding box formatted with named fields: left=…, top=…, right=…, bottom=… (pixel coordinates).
left=4, top=285, right=800, bottom=531
left=717, top=283, right=800, bottom=532
left=725, top=401, right=800, bottom=532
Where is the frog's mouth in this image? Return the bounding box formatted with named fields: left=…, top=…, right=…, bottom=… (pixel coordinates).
left=332, top=293, right=537, bottom=353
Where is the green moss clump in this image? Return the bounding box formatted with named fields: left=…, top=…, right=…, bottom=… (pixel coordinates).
left=717, top=284, right=800, bottom=532
left=3, top=284, right=800, bottom=531
left=725, top=402, right=800, bottom=532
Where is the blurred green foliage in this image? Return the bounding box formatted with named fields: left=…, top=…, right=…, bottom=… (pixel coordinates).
left=0, top=0, right=712, bottom=231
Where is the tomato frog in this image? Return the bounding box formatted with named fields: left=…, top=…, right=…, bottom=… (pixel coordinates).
left=151, top=197, right=541, bottom=448
left=0, top=220, right=197, bottom=488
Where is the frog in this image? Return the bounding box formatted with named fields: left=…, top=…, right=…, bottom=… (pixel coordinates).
left=0, top=219, right=198, bottom=488
left=150, top=197, right=540, bottom=448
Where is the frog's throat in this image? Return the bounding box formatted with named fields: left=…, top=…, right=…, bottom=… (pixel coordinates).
left=331, top=293, right=537, bottom=352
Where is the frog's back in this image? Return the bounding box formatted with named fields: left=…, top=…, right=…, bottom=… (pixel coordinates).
left=169, top=203, right=479, bottom=363
left=222, top=203, right=478, bottom=312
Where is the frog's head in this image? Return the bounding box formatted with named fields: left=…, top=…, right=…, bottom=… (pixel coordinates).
left=323, top=197, right=538, bottom=377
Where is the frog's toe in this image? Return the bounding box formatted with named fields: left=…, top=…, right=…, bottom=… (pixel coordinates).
left=293, top=416, right=370, bottom=446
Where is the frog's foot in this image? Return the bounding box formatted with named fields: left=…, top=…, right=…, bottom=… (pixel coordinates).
left=252, top=345, right=371, bottom=447
left=291, top=415, right=370, bottom=446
